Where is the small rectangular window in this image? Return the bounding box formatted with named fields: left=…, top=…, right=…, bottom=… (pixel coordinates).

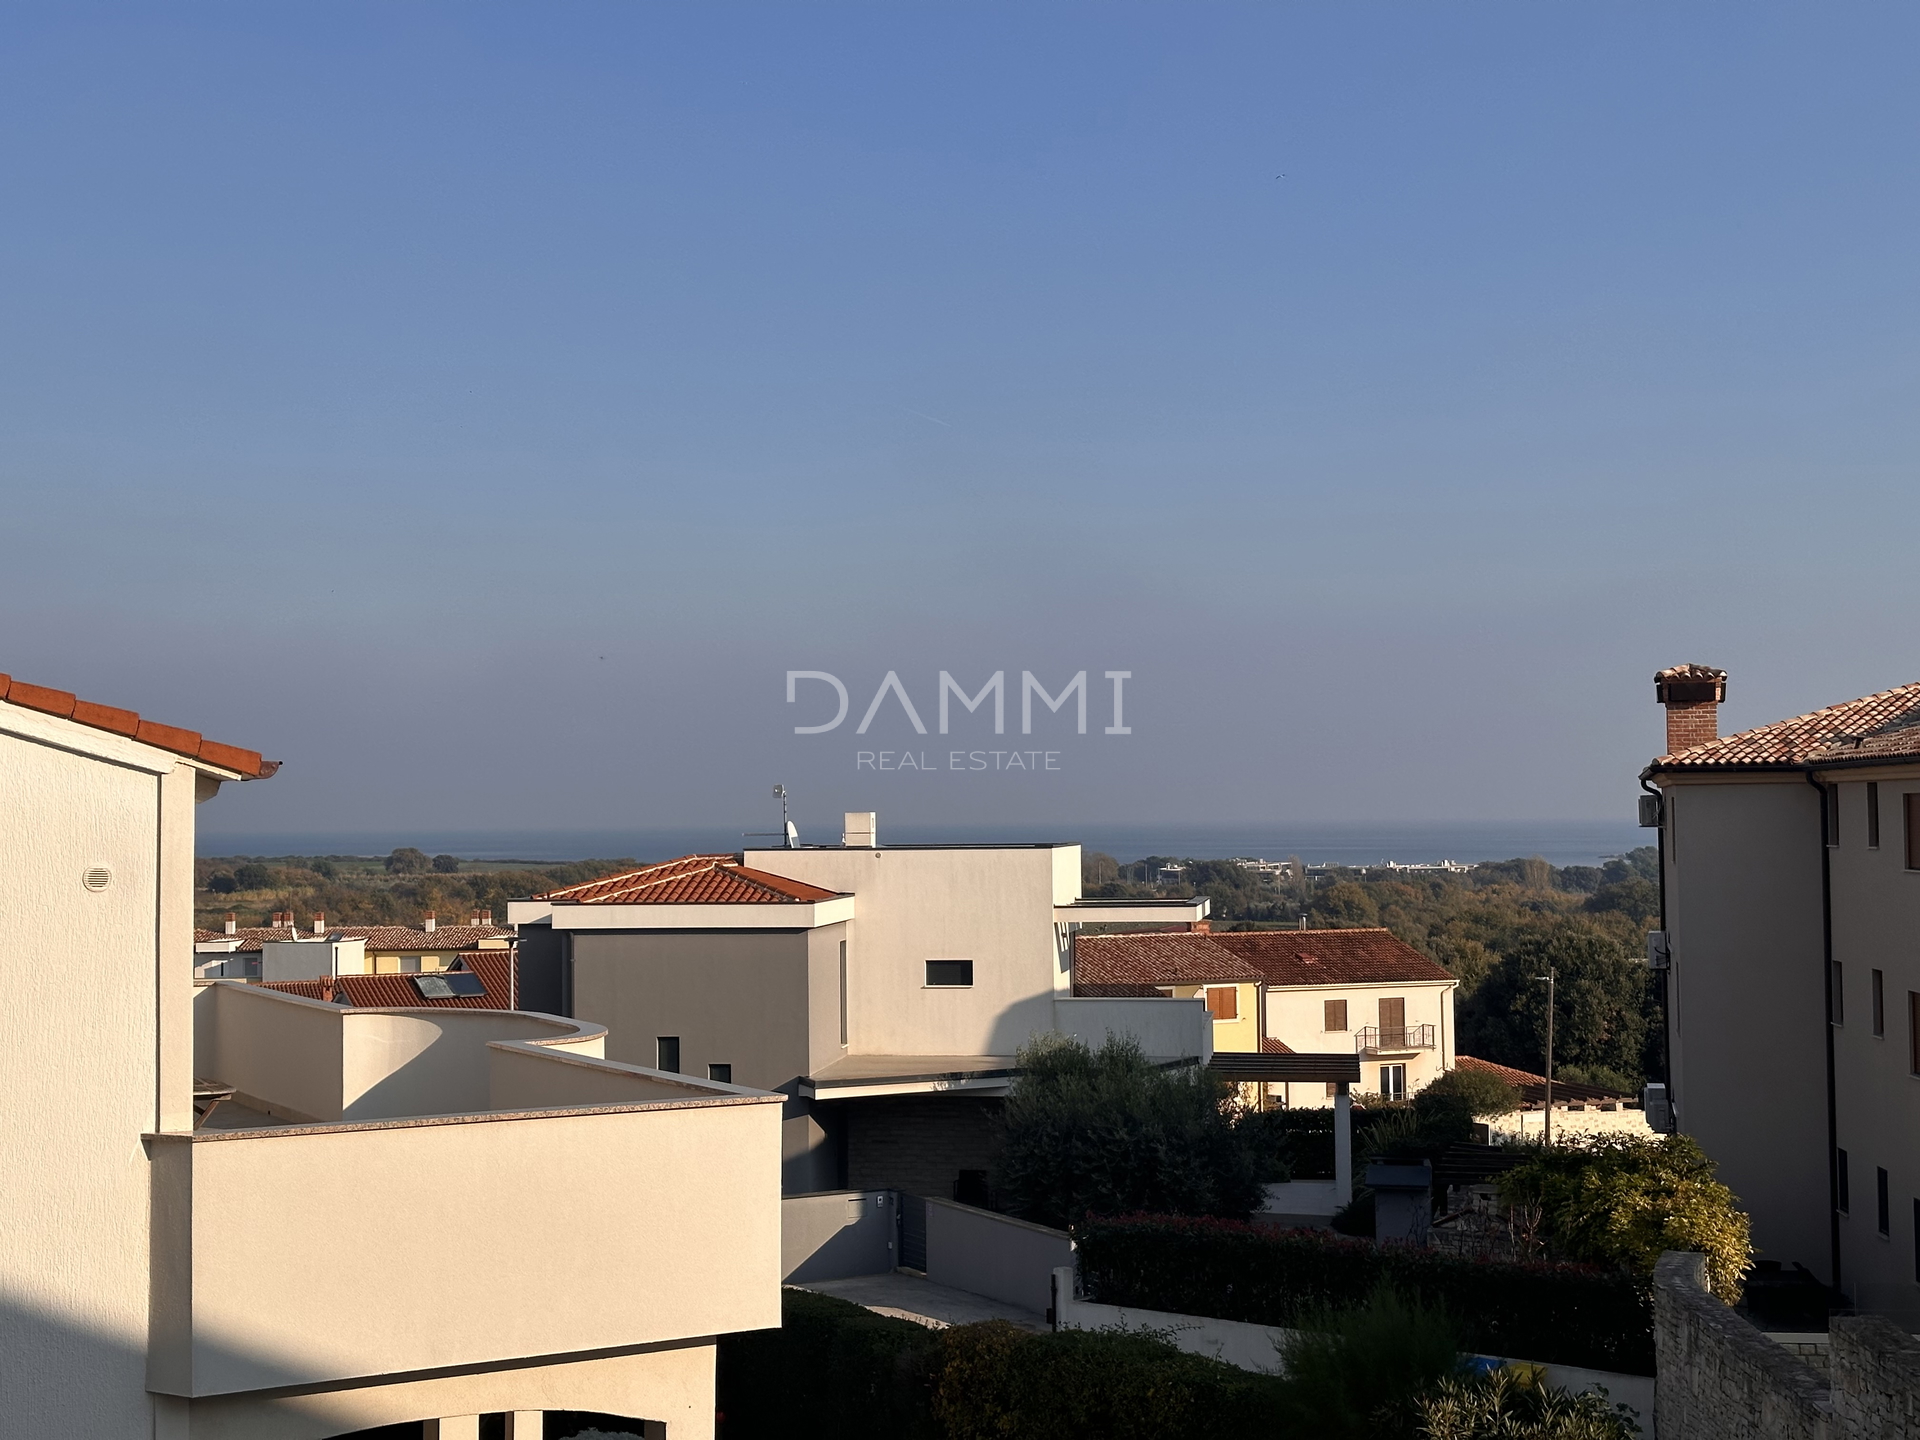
left=1325, top=998, right=1348, bottom=1032
left=1914, top=1199, right=1920, bottom=1283
left=1826, top=784, right=1841, bottom=846
left=1832, top=961, right=1844, bottom=1025
left=925, top=959, right=974, bottom=987
left=1838, top=1148, right=1850, bottom=1213
left=1868, top=782, right=1881, bottom=848
left=1873, top=969, right=1886, bottom=1037
left=1878, top=1167, right=1891, bottom=1237
left=708, top=1062, right=732, bottom=1084
left=1911, top=993, right=1920, bottom=1076
left=838, top=939, right=849, bottom=1047
left=1206, top=986, right=1238, bottom=1020
left=1907, top=794, right=1920, bottom=870
left=656, top=1036, right=681, bottom=1073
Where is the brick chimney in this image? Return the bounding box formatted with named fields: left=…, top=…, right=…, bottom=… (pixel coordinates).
left=312, top=911, right=325, bottom=936
left=224, top=912, right=237, bottom=936
left=423, top=912, right=436, bottom=933
left=1656, top=664, right=1728, bottom=754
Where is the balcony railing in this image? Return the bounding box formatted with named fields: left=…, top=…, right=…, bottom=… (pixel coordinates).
left=1355, top=1024, right=1435, bottom=1054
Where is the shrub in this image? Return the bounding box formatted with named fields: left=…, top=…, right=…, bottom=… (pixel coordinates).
left=1279, top=1285, right=1464, bottom=1439
left=1419, top=1067, right=1521, bottom=1120
left=384, top=847, right=430, bottom=875
left=715, top=1289, right=937, bottom=1440
left=1499, top=1134, right=1752, bottom=1300
left=992, top=1035, right=1262, bottom=1228
left=933, top=1320, right=1289, bottom=1440
left=233, top=862, right=271, bottom=890
left=1415, top=1370, right=1638, bottom=1439
left=432, top=853, right=462, bottom=873
left=1074, top=1215, right=1654, bottom=1374
left=205, top=871, right=237, bottom=894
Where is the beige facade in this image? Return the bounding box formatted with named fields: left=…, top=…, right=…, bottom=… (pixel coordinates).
left=1264, top=977, right=1456, bottom=1105
left=0, top=691, right=781, bottom=1438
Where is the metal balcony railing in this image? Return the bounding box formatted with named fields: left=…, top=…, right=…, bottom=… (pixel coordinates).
left=1355, top=1024, right=1435, bottom=1054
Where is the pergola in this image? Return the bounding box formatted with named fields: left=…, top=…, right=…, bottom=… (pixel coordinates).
left=1207, top=1051, right=1364, bottom=1205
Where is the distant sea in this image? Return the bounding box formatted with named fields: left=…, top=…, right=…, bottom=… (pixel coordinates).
left=197, top=820, right=1646, bottom=870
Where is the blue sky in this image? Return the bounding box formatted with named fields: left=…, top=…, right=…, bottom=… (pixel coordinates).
left=3, top=3, right=1916, bottom=839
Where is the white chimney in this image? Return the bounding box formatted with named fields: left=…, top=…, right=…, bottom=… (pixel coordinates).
left=224, top=912, right=237, bottom=936
left=312, top=912, right=325, bottom=936
left=423, top=912, right=436, bottom=933
left=842, top=812, right=878, bottom=848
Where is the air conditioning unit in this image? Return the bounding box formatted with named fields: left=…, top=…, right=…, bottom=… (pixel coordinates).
left=1646, top=931, right=1671, bottom=970
left=1638, top=794, right=1663, bottom=828
left=1643, top=1082, right=1673, bottom=1133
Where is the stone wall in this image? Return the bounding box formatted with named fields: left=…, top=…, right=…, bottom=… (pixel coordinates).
left=843, top=1095, right=1002, bottom=1200
left=1654, top=1250, right=1920, bottom=1440
left=1830, top=1314, right=1920, bottom=1439
left=1654, top=1251, right=1831, bottom=1440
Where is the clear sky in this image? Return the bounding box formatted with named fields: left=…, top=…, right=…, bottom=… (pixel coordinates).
left=4, top=3, right=1917, bottom=840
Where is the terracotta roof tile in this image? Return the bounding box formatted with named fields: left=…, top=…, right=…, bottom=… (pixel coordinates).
left=1261, top=1036, right=1295, bottom=1054
left=534, top=853, right=844, bottom=905
left=1210, top=928, right=1455, bottom=987
left=194, top=924, right=511, bottom=953
left=1456, top=1054, right=1632, bottom=1104
left=0, top=672, right=278, bottom=779
left=1651, top=681, right=1920, bottom=770
left=1073, top=932, right=1263, bottom=987
left=262, top=951, right=514, bottom=1009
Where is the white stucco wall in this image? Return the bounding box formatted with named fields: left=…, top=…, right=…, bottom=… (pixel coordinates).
left=1264, top=979, right=1454, bottom=1104
left=1660, top=776, right=1831, bottom=1276
left=0, top=707, right=198, bottom=1436
left=744, top=845, right=1075, bottom=1056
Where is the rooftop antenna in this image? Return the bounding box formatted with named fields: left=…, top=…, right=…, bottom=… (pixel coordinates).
left=745, top=784, right=800, bottom=849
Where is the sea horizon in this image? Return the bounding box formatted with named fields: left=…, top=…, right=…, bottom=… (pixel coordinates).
left=196, top=818, right=1647, bottom=870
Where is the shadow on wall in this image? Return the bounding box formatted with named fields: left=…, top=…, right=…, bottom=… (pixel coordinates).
left=0, top=1288, right=662, bottom=1440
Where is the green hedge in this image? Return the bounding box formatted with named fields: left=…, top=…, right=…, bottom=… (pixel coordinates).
left=716, top=1289, right=1291, bottom=1440
left=1074, top=1216, right=1654, bottom=1375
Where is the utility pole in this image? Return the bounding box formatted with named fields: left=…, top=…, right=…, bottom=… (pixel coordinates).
left=1535, top=966, right=1557, bottom=1145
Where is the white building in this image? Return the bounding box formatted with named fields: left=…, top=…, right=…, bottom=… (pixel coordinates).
left=507, top=813, right=1209, bottom=1200
left=1645, top=662, right=1920, bottom=1326
left=0, top=671, right=780, bottom=1438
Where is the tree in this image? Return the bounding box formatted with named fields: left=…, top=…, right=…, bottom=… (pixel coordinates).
left=993, top=1035, right=1262, bottom=1228
left=205, top=871, right=238, bottom=894
left=234, top=862, right=271, bottom=890
left=1311, top=882, right=1380, bottom=928
left=1500, top=1134, right=1752, bottom=1300
left=1082, top=851, right=1119, bottom=888
left=1458, top=925, right=1651, bottom=1087
left=431, top=853, right=462, bottom=873
left=1416, top=1066, right=1520, bottom=1127
left=385, top=847, right=430, bottom=875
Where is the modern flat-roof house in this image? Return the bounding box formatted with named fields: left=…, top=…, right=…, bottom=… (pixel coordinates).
left=507, top=814, right=1210, bottom=1199
left=0, top=672, right=780, bottom=1438
left=1644, top=663, right=1920, bottom=1325
left=1073, top=924, right=1458, bottom=1104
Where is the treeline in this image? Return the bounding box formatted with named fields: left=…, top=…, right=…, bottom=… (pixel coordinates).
left=192, top=852, right=636, bottom=933
left=1085, top=848, right=1663, bottom=1093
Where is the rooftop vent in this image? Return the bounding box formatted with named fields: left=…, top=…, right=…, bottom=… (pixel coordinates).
left=82, top=866, right=112, bottom=892
left=843, top=811, right=878, bottom=848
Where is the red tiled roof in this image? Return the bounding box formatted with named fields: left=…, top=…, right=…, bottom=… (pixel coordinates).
left=1073, top=932, right=1263, bottom=987
left=1650, top=681, right=1920, bottom=770
left=194, top=924, right=512, bottom=954
left=262, top=951, right=514, bottom=1009
left=0, top=672, right=278, bottom=778
left=1261, top=1036, right=1295, bottom=1054
left=533, top=853, right=844, bottom=905
left=1210, top=928, right=1455, bottom=987
left=1456, top=1055, right=1632, bottom=1104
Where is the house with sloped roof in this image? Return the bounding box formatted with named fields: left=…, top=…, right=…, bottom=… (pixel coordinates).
left=1074, top=924, right=1458, bottom=1105
left=0, top=670, right=781, bottom=1438
left=507, top=815, right=1210, bottom=1199
left=195, top=912, right=512, bottom=979
left=1644, top=663, right=1920, bottom=1327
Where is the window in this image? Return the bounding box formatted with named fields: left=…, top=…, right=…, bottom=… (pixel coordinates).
left=925, top=960, right=974, bottom=987
left=1324, top=998, right=1348, bottom=1031
left=1826, top=784, right=1841, bottom=846
left=1324, top=1081, right=1339, bottom=1099
left=1838, top=1149, right=1850, bottom=1213
left=1873, top=969, right=1886, bottom=1037
left=838, top=939, right=849, bottom=1047
left=656, top=1036, right=681, bottom=1073
left=1907, top=794, right=1920, bottom=870
left=413, top=972, right=482, bottom=999
left=1869, top=782, right=1881, bottom=848
left=1832, top=962, right=1844, bottom=1025
left=1380, top=1063, right=1407, bottom=1101
left=1206, top=986, right=1238, bottom=1020
left=1914, top=1200, right=1920, bottom=1282
left=1878, top=1167, right=1891, bottom=1237
left=1379, top=996, right=1407, bottom=1045
left=708, top=1063, right=732, bottom=1084
left=1911, top=992, right=1920, bottom=1076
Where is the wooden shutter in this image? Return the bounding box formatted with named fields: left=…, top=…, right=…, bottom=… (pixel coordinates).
left=1206, top=986, right=1238, bottom=1020
left=1325, top=998, right=1347, bottom=1031
left=1908, top=794, right=1920, bottom=871
left=1379, top=997, right=1406, bottom=1033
